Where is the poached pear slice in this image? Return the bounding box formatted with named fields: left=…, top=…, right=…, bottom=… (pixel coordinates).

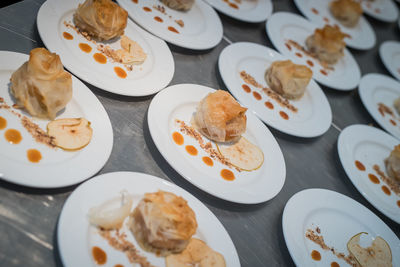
left=216, top=136, right=264, bottom=171
left=47, top=118, right=93, bottom=151
left=347, top=232, right=392, bottom=267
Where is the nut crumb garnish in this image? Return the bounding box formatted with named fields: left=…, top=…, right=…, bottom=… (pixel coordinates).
left=175, top=119, right=241, bottom=172
left=240, top=71, right=298, bottom=113
left=305, top=227, right=359, bottom=267
left=99, top=229, right=155, bottom=267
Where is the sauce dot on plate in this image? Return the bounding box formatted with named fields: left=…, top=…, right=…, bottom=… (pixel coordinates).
left=154, top=16, right=163, bottom=23
left=311, top=250, right=321, bottom=261
left=63, top=32, right=73, bottom=40
left=381, top=185, right=391, bottom=196
left=242, top=84, right=251, bottom=93
left=168, top=26, right=179, bottom=34
left=79, top=43, right=92, bottom=53
left=185, top=145, right=198, bottom=156
left=331, top=262, right=340, bottom=267
left=279, top=111, right=289, bottom=120
left=253, top=91, right=261, bottom=100
left=143, top=7, right=151, bottom=12
left=265, top=101, right=274, bottom=109
left=0, top=116, right=7, bottom=130
left=5, top=129, right=22, bottom=144
left=221, top=169, right=235, bottom=181
left=92, top=246, right=107, bottom=265
left=114, top=67, right=127, bottom=79
left=93, top=53, right=107, bottom=64
left=354, top=160, right=365, bottom=171
left=229, top=2, right=238, bottom=9
left=27, top=149, right=42, bottom=163
left=368, top=173, right=379, bottom=184
left=202, top=156, right=213, bottom=166
left=172, top=131, right=184, bottom=145
left=397, top=200, right=400, bottom=208
left=320, top=69, right=328, bottom=76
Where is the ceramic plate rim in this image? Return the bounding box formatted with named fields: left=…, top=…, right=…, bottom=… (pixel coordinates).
left=380, top=41, right=400, bottom=82
left=57, top=171, right=241, bottom=267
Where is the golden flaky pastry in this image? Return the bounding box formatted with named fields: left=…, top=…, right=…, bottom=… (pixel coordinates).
left=130, top=191, right=198, bottom=256
left=166, top=238, right=226, bottom=267
left=73, top=0, right=128, bottom=41
left=330, top=0, right=363, bottom=28
left=194, top=90, right=247, bottom=143
left=305, top=25, right=349, bottom=65
left=160, top=0, right=195, bottom=11
left=10, top=48, right=72, bottom=120
left=385, top=145, right=400, bottom=183
left=265, top=60, right=312, bottom=100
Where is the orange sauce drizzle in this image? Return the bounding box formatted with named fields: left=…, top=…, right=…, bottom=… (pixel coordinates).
left=172, top=131, right=184, bottom=145
left=63, top=32, right=73, bottom=40
left=279, top=111, right=289, bottom=120
left=202, top=156, right=213, bottom=166
left=265, top=101, right=274, bottom=109
left=93, top=53, right=107, bottom=64
left=92, top=246, right=107, bottom=265
left=27, top=149, right=42, bottom=163
left=355, top=160, right=365, bottom=171
left=0, top=116, right=6, bottom=130
left=79, top=43, right=92, bottom=53
left=132, top=0, right=138, bottom=3
left=229, top=2, right=238, bottom=9
left=295, top=52, right=303, bottom=58
left=143, top=7, right=151, bottom=12
left=168, top=26, right=179, bottom=34
left=242, top=84, right=251, bottom=93
left=368, top=173, right=379, bottom=184
left=221, top=169, right=235, bottom=181
left=185, top=145, right=198, bottom=156
left=306, top=60, right=314, bottom=67
left=320, top=69, right=328, bottom=76
left=114, top=67, right=127, bottom=79
left=331, top=262, right=340, bottom=267
left=311, top=250, right=321, bottom=261
left=253, top=91, right=262, bottom=100
left=5, top=129, right=22, bottom=144
left=311, top=8, right=319, bottom=15
left=154, top=16, right=163, bottom=22
left=381, top=185, right=391, bottom=196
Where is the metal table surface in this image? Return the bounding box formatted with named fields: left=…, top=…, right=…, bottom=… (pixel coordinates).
left=0, top=0, right=399, bottom=266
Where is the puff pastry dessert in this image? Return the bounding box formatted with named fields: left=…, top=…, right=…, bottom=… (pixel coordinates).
left=160, top=0, right=195, bottom=11
left=193, top=90, right=247, bottom=143
left=73, top=0, right=128, bottom=41
left=385, top=145, right=400, bottom=183
left=329, top=0, right=362, bottom=28
left=394, top=97, right=400, bottom=115
left=130, top=191, right=198, bottom=256
left=10, top=48, right=72, bottom=120
left=305, top=25, right=348, bottom=65
left=265, top=60, right=312, bottom=100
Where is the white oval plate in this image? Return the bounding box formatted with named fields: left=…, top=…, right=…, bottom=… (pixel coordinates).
left=203, top=0, right=273, bottom=23
left=148, top=84, right=286, bottom=204
left=218, top=42, right=332, bottom=138
left=380, top=41, right=400, bottom=82
left=267, top=12, right=361, bottom=91
left=361, top=0, right=399, bottom=23
left=0, top=51, right=113, bottom=188
left=338, top=124, right=400, bottom=224
left=58, top=171, right=241, bottom=267
left=282, top=188, right=400, bottom=266
left=117, top=0, right=223, bottom=50
left=293, top=0, right=376, bottom=50
left=37, top=0, right=174, bottom=97
left=359, top=73, right=400, bottom=140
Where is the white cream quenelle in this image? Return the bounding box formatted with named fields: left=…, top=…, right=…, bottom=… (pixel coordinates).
left=10, top=48, right=72, bottom=120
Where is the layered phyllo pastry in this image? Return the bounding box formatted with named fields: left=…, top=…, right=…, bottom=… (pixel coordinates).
left=385, top=145, right=400, bottom=183
left=160, top=0, right=195, bottom=11
left=329, top=0, right=362, bottom=28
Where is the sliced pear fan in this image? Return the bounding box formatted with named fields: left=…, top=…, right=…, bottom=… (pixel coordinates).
left=216, top=136, right=264, bottom=171
left=47, top=118, right=93, bottom=151
left=347, top=232, right=392, bottom=267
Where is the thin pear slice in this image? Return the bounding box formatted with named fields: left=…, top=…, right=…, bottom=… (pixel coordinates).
left=47, top=118, right=93, bottom=151
left=347, top=232, right=392, bottom=267
left=216, top=136, right=264, bottom=171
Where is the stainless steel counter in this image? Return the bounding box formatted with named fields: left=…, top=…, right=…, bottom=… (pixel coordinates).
left=0, top=0, right=399, bottom=266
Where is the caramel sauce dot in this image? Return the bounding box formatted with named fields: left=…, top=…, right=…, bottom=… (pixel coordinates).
left=265, top=101, right=274, bottom=109
left=168, top=26, right=179, bottom=34
left=92, top=246, right=107, bottom=265
left=229, top=2, right=238, bottom=9
left=93, top=53, right=107, bottom=64
left=0, top=116, right=7, bottom=130
left=185, top=145, right=198, bottom=156
left=381, top=185, right=391, bottom=196
left=242, top=84, right=251, bottom=93
left=27, top=149, right=42, bottom=163
left=368, top=173, right=379, bottom=184
left=63, top=32, right=73, bottom=40
left=331, top=262, right=340, bottom=267
left=397, top=200, right=400, bottom=208
left=320, top=69, right=328, bottom=76
left=295, top=52, right=303, bottom=58
left=202, top=156, right=213, bottom=166
left=311, top=250, right=321, bottom=261
left=143, top=7, right=151, bottom=12
left=114, top=67, right=127, bottom=79
left=172, top=131, right=184, bottom=145
left=279, top=111, right=289, bottom=120
left=221, top=169, right=235, bottom=181
left=253, top=91, right=262, bottom=100
left=5, top=129, right=22, bottom=144
left=79, top=43, right=92, bottom=53
left=154, top=16, right=163, bottom=22
left=355, top=160, right=365, bottom=171
left=132, top=0, right=138, bottom=3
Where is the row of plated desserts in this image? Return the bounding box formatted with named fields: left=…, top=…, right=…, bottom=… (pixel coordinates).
left=1, top=0, right=399, bottom=266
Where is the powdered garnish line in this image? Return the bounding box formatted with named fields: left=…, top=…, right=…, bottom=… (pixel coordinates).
left=240, top=71, right=298, bottom=113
